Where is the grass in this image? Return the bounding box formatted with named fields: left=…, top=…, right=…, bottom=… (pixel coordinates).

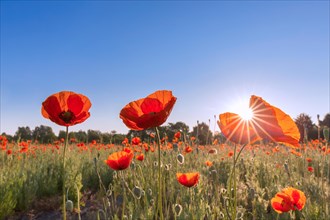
left=1, top=138, right=329, bottom=220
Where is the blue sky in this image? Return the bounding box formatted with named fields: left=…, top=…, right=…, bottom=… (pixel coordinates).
left=1, top=1, right=329, bottom=135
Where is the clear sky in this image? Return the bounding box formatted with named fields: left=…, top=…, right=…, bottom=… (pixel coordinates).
left=1, top=1, right=329, bottom=136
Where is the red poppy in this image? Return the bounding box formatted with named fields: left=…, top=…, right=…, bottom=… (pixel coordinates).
left=6, top=149, right=12, bottom=155
left=136, top=153, right=145, bottom=161
left=218, top=95, right=300, bottom=147
left=176, top=172, right=200, bottom=187
left=184, top=146, right=192, bottom=153
left=42, top=91, right=91, bottom=126
left=271, top=187, right=306, bottom=213
left=205, top=160, right=213, bottom=167
left=307, top=166, right=314, bottom=172
left=132, top=137, right=141, bottom=145
left=174, top=131, right=181, bottom=139
left=306, top=158, right=312, bottom=163
left=119, top=90, right=177, bottom=130
left=122, top=138, right=129, bottom=145
left=104, top=150, right=134, bottom=170
left=228, top=151, right=234, bottom=157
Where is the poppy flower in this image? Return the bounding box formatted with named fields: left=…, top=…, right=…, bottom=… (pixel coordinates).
left=205, top=160, right=213, bottom=167
left=104, top=150, right=134, bottom=170
left=185, top=146, right=192, bottom=153
left=176, top=172, right=200, bottom=187
left=42, top=91, right=91, bottom=127
left=307, top=166, right=314, bottom=172
left=271, top=187, right=306, bottom=213
left=119, top=90, right=177, bottom=130
left=132, top=137, right=141, bottom=145
left=218, top=95, right=300, bottom=148
left=174, top=131, right=181, bottom=139
left=122, top=138, right=129, bottom=145
left=136, top=153, right=145, bottom=161
left=306, top=158, right=312, bottom=163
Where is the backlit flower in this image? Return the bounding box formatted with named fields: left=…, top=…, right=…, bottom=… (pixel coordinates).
left=120, top=90, right=177, bottom=130
left=42, top=91, right=91, bottom=126
left=271, top=187, right=306, bottom=213
left=176, top=172, right=200, bottom=187
left=105, top=150, right=134, bottom=170
left=218, top=95, right=300, bottom=147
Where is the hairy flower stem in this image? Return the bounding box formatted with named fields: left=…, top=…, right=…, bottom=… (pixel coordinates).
left=155, top=127, right=164, bottom=220
left=228, top=144, right=247, bottom=219
left=62, top=126, right=69, bottom=220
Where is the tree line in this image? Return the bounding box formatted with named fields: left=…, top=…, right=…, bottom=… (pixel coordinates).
left=1, top=113, right=329, bottom=145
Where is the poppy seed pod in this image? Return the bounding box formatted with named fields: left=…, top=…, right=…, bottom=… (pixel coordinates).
left=177, top=154, right=184, bottom=164
left=173, top=204, right=182, bottom=216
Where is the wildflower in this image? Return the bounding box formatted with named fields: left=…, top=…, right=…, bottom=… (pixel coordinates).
left=104, top=150, right=134, bottom=170
left=228, top=151, right=234, bottom=157
left=185, top=146, right=192, bottom=153
left=122, top=138, right=129, bottom=145
left=271, top=187, right=306, bottom=213
left=205, top=160, right=213, bottom=167
left=307, top=166, right=314, bottom=172
left=6, top=149, right=12, bottom=155
left=174, top=131, right=181, bottom=139
left=136, top=153, right=144, bottom=161
left=176, top=172, right=200, bottom=187
left=132, top=137, right=141, bottom=145
left=306, top=158, right=312, bottom=163
left=42, top=91, right=91, bottom=126
left=218, top=95, right=300, bottom=147
left=119, top=90, right=177, bottom=130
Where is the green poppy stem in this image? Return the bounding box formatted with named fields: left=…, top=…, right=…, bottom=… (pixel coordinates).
left=62, top=126, right=69, bottom=220
left=155, top=127, right=164, bottom=220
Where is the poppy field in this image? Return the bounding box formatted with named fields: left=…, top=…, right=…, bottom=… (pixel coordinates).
left=1, top=90, right=329, bottom=220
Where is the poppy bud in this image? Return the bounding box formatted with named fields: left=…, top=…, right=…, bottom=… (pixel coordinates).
left=177, top=154, right=184, bottom=164
left=173, top=204, right=182, bottom=216
left=66, top=200, right=74, bottom=212
left=133, top=186, right=142, bottom=199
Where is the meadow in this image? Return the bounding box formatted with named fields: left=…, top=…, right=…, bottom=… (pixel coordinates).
left=1, top=91, right=329, bottom=220
left=1, top=135, right=329, bottom=220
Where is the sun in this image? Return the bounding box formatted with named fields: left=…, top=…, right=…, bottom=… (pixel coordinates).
left=238, top=107, right=254, bottom=121
left=228, top=96, right=254, bottom=121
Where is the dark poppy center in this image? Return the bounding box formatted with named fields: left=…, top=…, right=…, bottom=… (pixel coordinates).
left=59, top=111, right=75, bottom=124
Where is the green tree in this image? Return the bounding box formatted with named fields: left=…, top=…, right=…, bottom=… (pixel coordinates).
left=295, top=113, right=314, bottom=142
left=58, top=130, right=66, bottom=140
left=87, top=130, right=102, bottom=143
left=167, top=122, right=190, bottom=141
left=191, top=122, right=213, bottom=145
left=75, top=130, right=88, bottom=143
left=32, top=125, right=56, bottom=143
left=320, top=113, right=330, bottom=128
left=14, top=126, right=32, bottom=141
